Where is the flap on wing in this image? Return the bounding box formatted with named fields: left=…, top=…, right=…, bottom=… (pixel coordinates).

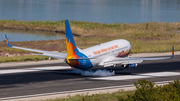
left=104, top=60, right=143, bottom=67
left=13, top=46, right=67, bottom=56
left=5, top=34, right=67, bottom=57
left=113, top=57, right=171, bottom=61
left=30, top=53, right=66, bottom=59
left=68, top=57, right=96, bottom=60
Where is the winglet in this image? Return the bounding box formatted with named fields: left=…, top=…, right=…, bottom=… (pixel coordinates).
left=171, top=46, right=174, bottom=58
left=5, top=34, right=13, bottom=47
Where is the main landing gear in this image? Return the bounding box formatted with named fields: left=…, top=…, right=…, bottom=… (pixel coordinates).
left=108, top=64, right=116, bottom=73
left=121, top=64, right=129, bottom=69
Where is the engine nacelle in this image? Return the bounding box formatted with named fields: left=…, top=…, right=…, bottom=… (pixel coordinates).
left=122, top=63, right=138, bottom=69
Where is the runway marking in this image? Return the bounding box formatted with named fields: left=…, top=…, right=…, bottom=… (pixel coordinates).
left=91, top=72, right=180, bottom=80
left=0, top=66, right=72, bottom=75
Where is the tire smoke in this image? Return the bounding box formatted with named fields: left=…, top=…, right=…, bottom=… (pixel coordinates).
left=70, top=69, right=115, bottom=76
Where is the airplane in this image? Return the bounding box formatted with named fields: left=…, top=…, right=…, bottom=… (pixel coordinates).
left=5, top=19, right=174, bottom=70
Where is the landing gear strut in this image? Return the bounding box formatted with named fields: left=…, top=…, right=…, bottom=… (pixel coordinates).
left=121, top=64, right=129, bottom=69
left=109, top=64, right=116, bottom=73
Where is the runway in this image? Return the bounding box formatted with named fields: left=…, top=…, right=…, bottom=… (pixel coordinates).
left=0, top=55, right=180, bottom=100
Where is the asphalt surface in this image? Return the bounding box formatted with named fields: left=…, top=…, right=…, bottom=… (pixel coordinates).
left=0, top=55, right=180, bottom=99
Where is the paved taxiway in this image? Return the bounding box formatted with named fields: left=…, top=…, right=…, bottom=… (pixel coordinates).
left=0, top=54, right=180, bottom=100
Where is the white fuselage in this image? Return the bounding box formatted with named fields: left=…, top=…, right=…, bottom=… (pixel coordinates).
left=81, top=39, right=131, bottom=67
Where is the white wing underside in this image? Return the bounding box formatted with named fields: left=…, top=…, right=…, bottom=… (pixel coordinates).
left=12, top=46, right=67, bottom=59
left=104, top=56, right=172, bottom=67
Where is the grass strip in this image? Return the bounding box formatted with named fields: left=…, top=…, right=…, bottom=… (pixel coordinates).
left=0, top=19, right=180, bottom=62
left=43, top=90, right=135, bottom=101
left=0, top=19, right=180, bottom=37
left=0, top=55, right=51, bottom=63
left=43, top=79, right=180, bottom=101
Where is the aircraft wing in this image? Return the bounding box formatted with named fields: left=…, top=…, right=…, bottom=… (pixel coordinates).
left=104, top=46, right=174, bottom=67
left=5, top=35, right=67, bottom=59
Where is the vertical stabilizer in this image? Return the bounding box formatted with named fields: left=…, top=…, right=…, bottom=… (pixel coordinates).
left=65, top=20, right=93, bottom=69
left=65, top=20, right=79, bottom=57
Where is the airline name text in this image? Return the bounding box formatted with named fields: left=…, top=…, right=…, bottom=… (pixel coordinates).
left=93, top=45, right=118, bottom=55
